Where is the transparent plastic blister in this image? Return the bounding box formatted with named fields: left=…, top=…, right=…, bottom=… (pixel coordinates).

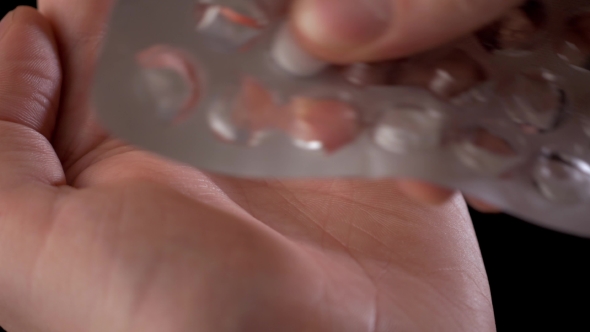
left=94, top=0, right=590, bottom=237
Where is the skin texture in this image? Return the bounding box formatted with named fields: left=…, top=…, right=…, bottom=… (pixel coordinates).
left=0, top=0, right=525, bottom=330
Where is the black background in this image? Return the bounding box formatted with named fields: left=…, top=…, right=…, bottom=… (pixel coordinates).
left=1, top=1, right=590, bottom=331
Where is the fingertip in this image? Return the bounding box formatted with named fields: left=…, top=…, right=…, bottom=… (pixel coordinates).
left=8, top=6, right=48, bottom=28
left=290, top=0, right=392, bottom=63
left=465, top=197, right=502, bottom=214
left=396, top=179, right=455, bottom=205
left=0, top=6, right=65, bottom=188
left=0, top=4, right=61, bottom=138
left=291, top=0, right=524, bottom=63
left=0, top=10, right=14, bottom=40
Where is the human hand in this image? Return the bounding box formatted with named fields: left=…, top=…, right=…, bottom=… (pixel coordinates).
left=0, top=1, right=500, bottom=331
left=288, top=0, right=532, bottom=211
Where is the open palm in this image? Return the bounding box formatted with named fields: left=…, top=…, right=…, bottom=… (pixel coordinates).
left=0, top=2, right=494, bottom=331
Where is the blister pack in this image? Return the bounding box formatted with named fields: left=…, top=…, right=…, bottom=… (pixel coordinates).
left=94, top=0, right=590, bottom=237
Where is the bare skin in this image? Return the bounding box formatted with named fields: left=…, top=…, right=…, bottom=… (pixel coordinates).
left=0, top=0, right=524, bottom=330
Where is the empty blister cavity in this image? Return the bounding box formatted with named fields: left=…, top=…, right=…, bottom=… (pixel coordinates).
left=195, top=1, right=267, bottom=52
left=208, top=80, right=361, bottom=152
left=452, top=127, right=522, bottom=176
left=498, top=70, right=565, bottom=133
left=373, top=105, right=444, bottom=154
left=476, top=0, right=547, bottom=54
left=387, top=50, right=488, bottom=100
left=209, top=77, right=277, bottom=146
left=135, top=46, right=201, bottom=121
left=286, top=97, right=360, bottom=153
left=94, top=0, right=590, bottom=237
left=556, top=9, right=590, bottom=70
left=533, top=151, right=590, bottom=203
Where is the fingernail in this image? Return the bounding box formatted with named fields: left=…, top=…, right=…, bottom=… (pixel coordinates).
left=295, top=0, right=391, bottom=51
left=0, top=10, right=14, bottom=41
left=271, top=23, right=328, bottom=77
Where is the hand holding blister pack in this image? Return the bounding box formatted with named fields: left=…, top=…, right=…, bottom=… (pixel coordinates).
left=93, top=0, right=590, bottom=237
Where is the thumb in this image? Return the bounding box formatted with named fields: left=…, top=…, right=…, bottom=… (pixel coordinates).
left=0, top=6, right=63, bottom=189
left=290, top=0, right=525, bottom=63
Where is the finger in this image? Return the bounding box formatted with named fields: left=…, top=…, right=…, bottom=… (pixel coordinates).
left=394, top=179, right=455, bottom=205
left=37, top=0, right=115, bottom=171
left=0, top=6, right=64, bottom=189
left=465, top=196, right=502, bottom=213
left=291, top=0, right=524, bottom=63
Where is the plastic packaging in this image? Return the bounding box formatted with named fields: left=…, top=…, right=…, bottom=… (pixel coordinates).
left=93, top=0, right=590, bottom=237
